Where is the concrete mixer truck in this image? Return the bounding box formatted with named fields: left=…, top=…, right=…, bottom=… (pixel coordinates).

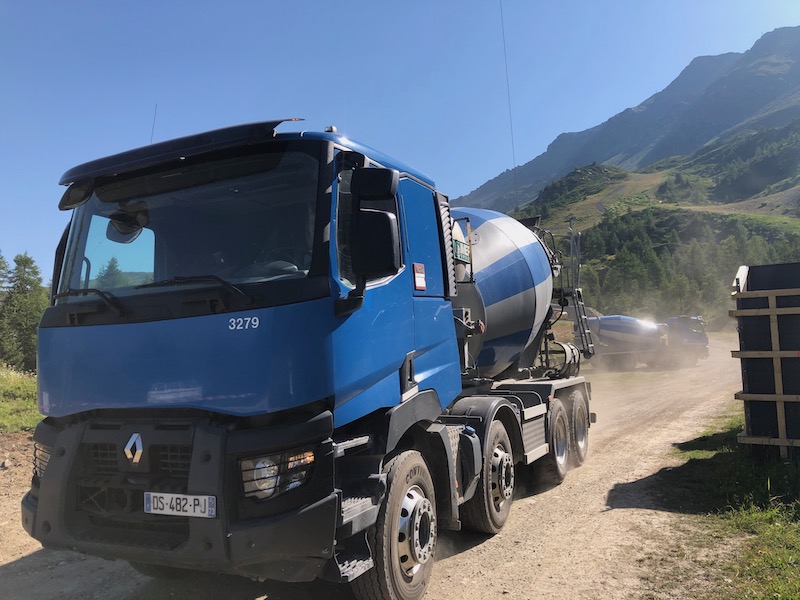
left=579, top=314, right=709, bottom=370
left=22, top=121, right=595, bottom=600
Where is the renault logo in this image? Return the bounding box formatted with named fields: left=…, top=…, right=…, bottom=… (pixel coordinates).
left=124, top=433, right=143, bottom=465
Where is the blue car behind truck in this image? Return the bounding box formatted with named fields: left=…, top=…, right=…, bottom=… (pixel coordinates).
left=22, top=121, right=594, bottom=600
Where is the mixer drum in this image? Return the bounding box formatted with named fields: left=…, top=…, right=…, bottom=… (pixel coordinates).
left=451, top=208, right=554, bottom=378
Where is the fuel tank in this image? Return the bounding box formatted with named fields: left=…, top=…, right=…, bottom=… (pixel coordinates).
left=450, top=208, right=554, bottom=378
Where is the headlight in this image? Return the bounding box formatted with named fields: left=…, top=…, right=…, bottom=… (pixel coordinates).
left=240, top=449, right=315, bottom=500
left=241, top=457, right=280, bottom=499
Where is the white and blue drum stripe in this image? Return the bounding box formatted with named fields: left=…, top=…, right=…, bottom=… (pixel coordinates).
left=452, top=208, right=554, bottom=377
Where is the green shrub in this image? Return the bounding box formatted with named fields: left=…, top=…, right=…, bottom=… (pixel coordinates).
left=0, top=364, right=40, bottom=432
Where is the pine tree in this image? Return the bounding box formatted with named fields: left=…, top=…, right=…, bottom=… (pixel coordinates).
left=579, top=263, right=602, bottom=307
left=0, top=251, right=8, bottom=291
left=0, top=253, right=48, bottom=371
left=0, top=251, right=8, bottom=349
left=95, top=257, right=127, bottom=289
left=581, top=229, right=606, bottom=258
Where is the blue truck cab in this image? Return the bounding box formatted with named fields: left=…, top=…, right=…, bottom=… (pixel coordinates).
left=22, top=121, right=593, bottom=600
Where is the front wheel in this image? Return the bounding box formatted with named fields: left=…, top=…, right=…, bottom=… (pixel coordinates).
left=461, top=419, right=515, bottom=534
left=352, top=451, right=437, bottom=600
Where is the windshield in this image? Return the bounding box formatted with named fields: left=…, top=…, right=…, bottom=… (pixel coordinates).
left=57, top=147, right=324, bottom=304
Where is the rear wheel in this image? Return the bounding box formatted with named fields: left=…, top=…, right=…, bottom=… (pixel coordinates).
left=352, top=451, right=437, bottom=600
left=569, top=390, right=589, bottom=467
left=542, top=399, right=570, bottom=484
left=461, top=419, right=515, bottom=534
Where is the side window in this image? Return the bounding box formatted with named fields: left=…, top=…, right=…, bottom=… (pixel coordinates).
left=401, top=181, right=445, bottom=297
left=83, top=216, right=155, bottom=290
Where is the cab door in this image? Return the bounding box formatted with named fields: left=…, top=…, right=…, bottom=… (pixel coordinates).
left=329, top=157, right=415, bottom=426
left=399, top=179, right=461, bottom=408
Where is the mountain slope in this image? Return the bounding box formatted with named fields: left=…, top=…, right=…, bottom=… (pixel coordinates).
left=457, top=26, right=800, bottom=214
left=517, top=118, right=800, bottom=237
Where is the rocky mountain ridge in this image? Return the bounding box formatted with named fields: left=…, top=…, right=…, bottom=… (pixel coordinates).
left=456, top=26, right=800, bottom=214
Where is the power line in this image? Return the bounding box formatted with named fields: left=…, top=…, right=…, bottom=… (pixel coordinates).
left=499, top=0, right=519, bottom=207
left=150, top=104, right=158, bottom=144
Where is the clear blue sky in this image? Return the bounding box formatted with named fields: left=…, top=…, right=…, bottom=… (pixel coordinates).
left=2, top=1, right=800, bottom=280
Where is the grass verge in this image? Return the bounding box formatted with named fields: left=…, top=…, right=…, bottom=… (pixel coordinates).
left=663, top=414, right=800, bottom=599
left=0, top=365, right=39, bottom=432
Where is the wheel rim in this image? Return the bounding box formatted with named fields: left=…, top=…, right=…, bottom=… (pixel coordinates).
left=555, top=415, right=568, bottom=466
left=396, top=485, right=436, bottom=576
left=574, top=403, right=588, bottom=454
left=491, top=445, right=514, bottom=509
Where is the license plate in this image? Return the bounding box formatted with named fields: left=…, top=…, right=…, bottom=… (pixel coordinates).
left=144, top=492, right=217, bottom=518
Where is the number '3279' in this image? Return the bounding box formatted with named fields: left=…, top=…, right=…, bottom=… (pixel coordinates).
left=229, top=317, right=260, bottom=330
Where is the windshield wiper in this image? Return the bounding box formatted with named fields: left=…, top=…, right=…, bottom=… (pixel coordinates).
left=136, top=275, right=254, bottom=303
left=53, top=288, right=125, bottom=316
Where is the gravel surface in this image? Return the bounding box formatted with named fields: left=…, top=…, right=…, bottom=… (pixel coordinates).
left=0, top=335, right=742, bottom=600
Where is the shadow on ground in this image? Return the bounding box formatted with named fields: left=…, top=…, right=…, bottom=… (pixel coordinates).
left=0, top=547, right=357, bottom=600
left=141, top=572, right=357, bottom=600
left=605, top=425, right=772, bottom=515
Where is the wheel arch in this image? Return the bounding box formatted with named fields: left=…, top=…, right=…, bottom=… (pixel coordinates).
left=449, top=395, right=524, bottom=463
left=385, top=420, right=458, bottom=530
left=383, top=390, right=442, bottom=455
left=553, top=381, right=591, bottom=420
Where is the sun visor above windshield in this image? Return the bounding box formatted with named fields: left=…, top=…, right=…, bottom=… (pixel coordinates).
left=58, top=119, right=302, bottom=187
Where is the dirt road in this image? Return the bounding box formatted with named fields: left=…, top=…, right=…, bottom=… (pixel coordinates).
left=0, top=335, right=741, bottom=600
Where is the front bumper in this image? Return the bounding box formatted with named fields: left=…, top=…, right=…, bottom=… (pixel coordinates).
left=21, top=410, right=338, bottom=582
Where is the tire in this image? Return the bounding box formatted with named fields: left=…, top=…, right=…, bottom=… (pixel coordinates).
left=542, top=399, right=570, bottom=484
left=461, top=420, right=515, bottom=534
left=568, top=390, right=589, bottom=467
left=129, top=561, right=193, bottom=579
left=351, top=451, right=437, bottom=600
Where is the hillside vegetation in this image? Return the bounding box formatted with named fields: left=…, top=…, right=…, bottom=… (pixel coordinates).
left=511, top=119, right=800, bottom=323
left=0, top=365, right=39, bottom=432
left=0, top=252, right=48, bottom=373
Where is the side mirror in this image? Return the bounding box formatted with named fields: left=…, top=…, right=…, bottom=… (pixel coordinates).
left=352, top=209, right=401, bottom=280
left=350, top=167, right=399, bottom=206
left=59, top=181, right=94, bottom=210
left=335, top=167, right=401, bottom=317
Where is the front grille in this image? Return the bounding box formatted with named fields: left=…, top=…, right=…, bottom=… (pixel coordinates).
left=79, top=483, right=136, bottom=514
left=157, top=445, right=192, bottom=478
left=88, top=514, right=188, bottom=537
left=72, top=436, right=193, bottom=548
left=89, top=443, right=118, bottom=474
left=81, top=443, right=192, bottom=478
